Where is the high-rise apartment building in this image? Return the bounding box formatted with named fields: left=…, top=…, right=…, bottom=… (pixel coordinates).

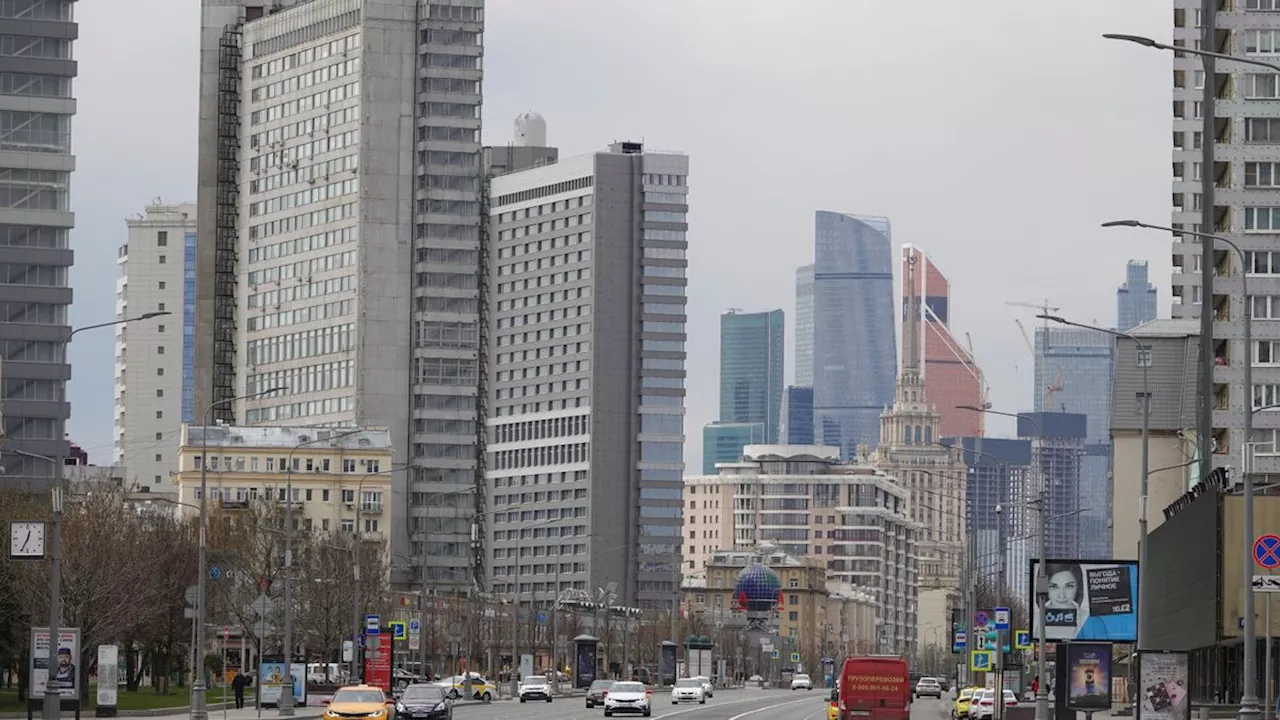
left=194, top=0, right=486, bottom=589
left=0, top=0, right=77, bottom=488
left=812, top=211, right=896, bottom=460
left=795, top=264, right=814, bottom=387
left=486, top=141, right=688, bottom=610
left=901, top=245, right=985, bottom=439
left=683, top=444, right=920, bottom=657
left=877, top=248, right=967, bottom=594
left=719, top=309, right=784, bottom=441
left=114, top=203, right=198, bottom=489
left=1034, top=328, right=1113, bottom=558
left=1117, top=260, right=1157, bottom=332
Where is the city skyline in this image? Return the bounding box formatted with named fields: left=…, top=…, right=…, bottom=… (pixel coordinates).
left=62, top=1, right=1171, bottom=480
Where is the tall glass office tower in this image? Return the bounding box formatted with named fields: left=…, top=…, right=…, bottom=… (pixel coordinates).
left=719, top=309, right=784, bottom=441
left=812, top=211, right=896, bottom=459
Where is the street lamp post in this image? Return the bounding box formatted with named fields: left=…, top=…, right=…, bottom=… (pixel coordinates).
left=34, top=311, right=169, bottom=720
left=192, top=386, right=285, bottom=720
left=1102, top=218, right=1259, bottom=717
left=958, top=406, right=1047, bottom=720
left=1037, top=314, right=1151, bottom=646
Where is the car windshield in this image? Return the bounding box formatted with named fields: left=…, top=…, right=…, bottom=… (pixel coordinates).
left=333, top=690, right=385, bottom=704
left=611, top=682, right=645, bottom=693
left=523, top=676, right=546, bottom=685
left=400, top=687, right=443, bottom=702
left=676, top=679, right=701, bottom=688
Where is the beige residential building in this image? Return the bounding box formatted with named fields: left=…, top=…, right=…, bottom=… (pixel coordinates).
left=173, top=424, right=394, bottom=550
left=681, top=444, right=920, bottom=656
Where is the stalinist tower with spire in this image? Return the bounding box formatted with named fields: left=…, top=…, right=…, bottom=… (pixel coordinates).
left=877, top=246, right=968, bottom=592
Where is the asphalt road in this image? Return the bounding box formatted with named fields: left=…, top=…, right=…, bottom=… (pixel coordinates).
left=451, top=689, right=955, bottom=720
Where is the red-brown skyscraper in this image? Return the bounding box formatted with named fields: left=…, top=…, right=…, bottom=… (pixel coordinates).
left=901, top=245, right=986, bottom=438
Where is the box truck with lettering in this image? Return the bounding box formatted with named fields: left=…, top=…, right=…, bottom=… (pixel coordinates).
left=836, top=656, right=911, bottom=720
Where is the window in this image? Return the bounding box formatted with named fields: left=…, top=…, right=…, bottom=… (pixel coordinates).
left=1247, top=118, right=1280, bottom=143
left=1257, top=341, right=1280, bottom=366
left=1245, top=74, right=1280, bottom=99
left=1254, top=296, right=1280, bottom=319
left=1245, top=207, right=1280, bottom=231
left=157, top=231, right=168, bottom=247
left=1247, top=163, right=1280, bottom=188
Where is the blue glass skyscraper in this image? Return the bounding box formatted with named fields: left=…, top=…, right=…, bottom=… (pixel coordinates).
left=812, top=211, right=896, bottom=459
left=719, top=309, right=785, bottom=441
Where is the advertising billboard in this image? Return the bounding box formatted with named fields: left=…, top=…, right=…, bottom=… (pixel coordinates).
left=29, top=627, right=80, bottom=698
left=1029, top=559, right=1138, bottom=642
left=1065, top=643, right=1112, bottom=711
left=1138, top=651, right=1190, bottom=720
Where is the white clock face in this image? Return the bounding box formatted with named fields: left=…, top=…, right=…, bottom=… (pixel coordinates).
left=9, top=521, right=45, bottom=559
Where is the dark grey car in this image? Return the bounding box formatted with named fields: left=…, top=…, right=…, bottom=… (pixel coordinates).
left=585, top=679, right=614, bottom=708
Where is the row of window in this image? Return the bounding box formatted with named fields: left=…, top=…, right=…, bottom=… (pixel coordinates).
left=250, top=81, right=360, bottom=127
left=246, top=272, right=352, bottom=309
left=251, top=33, right=360, bottom=80
left=246, top=297, right=351, bottom=333
left=247, top=249, right=355, bottom=286
left=250, top=152, right=358, bottom=196
left=250, top=57, right=359, bottom=104
left=244, top=394, right=353, bottom=424
left=249, top=105, right=359, bottom=159
left=247, top=225, right=357, bottom=265
left=245, top=323, right=353, bottom=367
left=248, top=200, right=356, bottom=241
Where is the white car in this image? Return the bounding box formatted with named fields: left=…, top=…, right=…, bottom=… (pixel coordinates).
left=670, top=678, right=706, bottom=705
left=602, top=681, right=651, bottom=717
left=971, top=689, right=1019, bottom=720
left=691, top=676, right=713, bottom=698
left=791, top=673, right=813, bottom=690
left=915, top=677, right=942, bottom=698
left=518, top=675, right=551, bottom=703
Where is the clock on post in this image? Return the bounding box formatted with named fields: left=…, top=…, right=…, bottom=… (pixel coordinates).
left=9, top=521, right=46, bottom=559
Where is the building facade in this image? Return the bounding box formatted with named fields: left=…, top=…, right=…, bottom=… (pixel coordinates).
left=114, top=203, right=197, bottom=490
left=1034, top=327, right=1114, bottom=558
left=812, top=212, right=896, bottom=460
left=902, top=245, right=985, bottom=439
left=719, top=308, right=784, bottom=442
left=795, top=264, right=814, bottom=388
left=877, top=247, right=967, bottom=597
left=486, top=142, right=688, bottom=611
left=1117, top=260, right=1157, bottom=333
left=0, top=0, right=77, bottom=488
left=173, top=424, right=394, bottom=552
left=682, top=444, right=919, bottom=656
left=194, top=0, right=486, bottom=590
left=1169, top=1, right=1274, bottom=483
left=1110, top=319, right=1200, bottom=560
left=702, top=421, right=764, bottom=474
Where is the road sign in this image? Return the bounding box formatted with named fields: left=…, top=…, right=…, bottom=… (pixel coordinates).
left=790, top=652, right=800, bottom=664
left=1015, top=630, right=1031, bottom=650
left=973, top=610, right=989, bottom=627
left=210, top=565, right=222, bottom=581
left=994, top=607, right=1011, bottom=630
left=770, top=649, right=779, bottom=660
left=970, top=650, right=993, bottom=672
left=409, top=619, right=421, bottom=634
left=365, top=614, right=380, bottom=634
left=390, top=621, right=406, bottom=640
left=1254, top=575, right=1280, bottom=592
left=1254, top=534, right=1280, bottom=569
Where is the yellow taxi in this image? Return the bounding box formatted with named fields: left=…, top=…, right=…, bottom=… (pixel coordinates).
left=953, top=687, right=980, bottom=719
left=324, top=685, right=395, bottom=720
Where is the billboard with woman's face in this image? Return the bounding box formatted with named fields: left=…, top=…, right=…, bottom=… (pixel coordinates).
left=1029, top=559, right=1138, bottom=642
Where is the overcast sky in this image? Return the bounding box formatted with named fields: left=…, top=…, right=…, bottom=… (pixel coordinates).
left=69, top=0, right=1170, bottom=470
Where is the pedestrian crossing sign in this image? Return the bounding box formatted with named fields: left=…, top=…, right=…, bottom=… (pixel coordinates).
left=969, top=650, right=993, bottom=672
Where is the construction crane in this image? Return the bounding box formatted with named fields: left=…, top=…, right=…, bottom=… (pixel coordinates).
left=1013, top=318, right=1065, bottom=409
